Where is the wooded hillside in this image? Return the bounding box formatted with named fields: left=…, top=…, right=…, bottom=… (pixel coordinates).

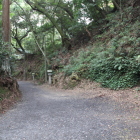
left=1, top=0, right=140, bottom=91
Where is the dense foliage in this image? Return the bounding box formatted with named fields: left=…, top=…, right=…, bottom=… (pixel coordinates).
left=63, top=47, right=140, bottom=89
left=11, top=0, right=140, bottom=54
left=61, top=6, right=140, bottom=89
left=8, top=0, right=140, bottom=89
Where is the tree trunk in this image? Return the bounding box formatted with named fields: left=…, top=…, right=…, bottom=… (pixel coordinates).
left=2, top=0, right=11, bottom=76
left=2, top=0, right=10, bottom=43
left=62, top=37, right=72, bottom=50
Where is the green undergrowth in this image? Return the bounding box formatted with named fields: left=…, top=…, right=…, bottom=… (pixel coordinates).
left=61, top=7, right=140, bottom=90
left=62, top=47, right=140, bottom=90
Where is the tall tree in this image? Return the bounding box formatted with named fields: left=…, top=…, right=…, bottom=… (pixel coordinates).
left=2, top=0, right=10, bottom=43
left=25, top=0, right=74, bottom=49
left=2, top=0, right=11, bottom=75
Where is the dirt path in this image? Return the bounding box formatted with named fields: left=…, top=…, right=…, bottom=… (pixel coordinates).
left=0, top=81, right=140, bottom=140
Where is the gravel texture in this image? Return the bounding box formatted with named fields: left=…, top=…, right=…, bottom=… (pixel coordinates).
left=0, top=81, right=140, bottom=140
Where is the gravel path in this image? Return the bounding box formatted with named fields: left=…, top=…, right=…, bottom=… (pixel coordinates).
left=0, top=81, right=140, bottom=140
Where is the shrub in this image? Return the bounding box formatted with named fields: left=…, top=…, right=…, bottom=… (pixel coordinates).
left=62, top=47, right=140, bottom=90
left=88, top=56, right=140, bottom=89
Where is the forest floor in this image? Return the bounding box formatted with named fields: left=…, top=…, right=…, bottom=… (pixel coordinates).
left=44, top=79, right=140, bottom=111
left=0, top=81, right=140, bottom=140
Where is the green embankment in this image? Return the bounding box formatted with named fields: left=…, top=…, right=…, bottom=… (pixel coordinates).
left=60, top=8, right=140, bottom=89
